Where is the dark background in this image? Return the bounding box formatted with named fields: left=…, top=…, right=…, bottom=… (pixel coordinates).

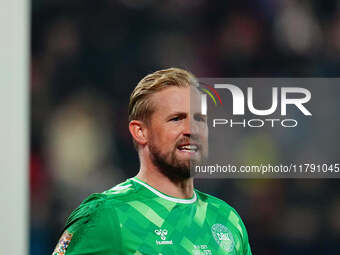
left=30, top=0, right=340, bottom=254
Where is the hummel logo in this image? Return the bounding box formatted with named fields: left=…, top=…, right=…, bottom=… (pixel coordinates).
left=154, top=229, right=173, bottom=245
left=154, top=229, right=168, bottom=240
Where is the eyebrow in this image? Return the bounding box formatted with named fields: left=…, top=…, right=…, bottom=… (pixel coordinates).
left=194, top=112, right=206, bottom=117
left=167, top=112, right=187, bottom=118
left=167, top=111, right=206, bottom=119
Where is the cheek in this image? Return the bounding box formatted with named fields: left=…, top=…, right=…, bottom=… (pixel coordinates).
left=163, top=127, right=179, bottom=138
left=153, top=129, right=178, bottom=147
left=199, top=126, right=208, bottom=139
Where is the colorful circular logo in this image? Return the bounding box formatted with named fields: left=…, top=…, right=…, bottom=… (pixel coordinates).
left=211, top=224, right=235, bottom=252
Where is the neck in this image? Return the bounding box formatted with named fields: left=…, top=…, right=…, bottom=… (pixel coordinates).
left=136, top=166, right=194, bottom=199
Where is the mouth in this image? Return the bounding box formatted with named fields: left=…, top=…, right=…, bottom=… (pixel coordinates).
left=177, top=143, right=199, bottom=153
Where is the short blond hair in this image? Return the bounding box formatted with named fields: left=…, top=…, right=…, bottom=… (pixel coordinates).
left=128, top=67, right=198, bottom=123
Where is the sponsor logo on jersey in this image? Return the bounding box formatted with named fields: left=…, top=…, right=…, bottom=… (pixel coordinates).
left=211, top=224, right=235, bottom=252
left=52, top=230, right=73, bottom=255
left=154, top=229, right=173, bottom=245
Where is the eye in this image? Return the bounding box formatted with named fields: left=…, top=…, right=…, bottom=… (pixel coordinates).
left=194, top=114, right=206, bottom=122
left=170, top=116, right=180, bottom=121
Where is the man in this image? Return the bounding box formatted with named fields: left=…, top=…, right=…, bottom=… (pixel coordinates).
left=53, top=68, right=252, bottom=255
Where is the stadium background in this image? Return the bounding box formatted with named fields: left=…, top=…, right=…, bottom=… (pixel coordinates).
left=30, top=0, right=340, bottom=254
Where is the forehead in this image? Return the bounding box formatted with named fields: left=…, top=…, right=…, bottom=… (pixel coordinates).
left=150, top=86, right=202, bottom=114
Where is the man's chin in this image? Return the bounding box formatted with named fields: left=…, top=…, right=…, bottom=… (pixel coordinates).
left=149, top=146, right=199, bottom=182
left=160, top=158, right=193, bottom=182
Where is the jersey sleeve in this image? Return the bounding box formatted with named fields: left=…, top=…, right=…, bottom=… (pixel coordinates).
left=235, top=209, right=252, bottom=255
left=241, top=224, right=252, bottom=255
left=226, top=206, right=252, bottom=255
left=52, top=194, right=121, bottom=255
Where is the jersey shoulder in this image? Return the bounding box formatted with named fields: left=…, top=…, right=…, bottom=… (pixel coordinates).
left=195, top=189, right=245, bottom=223
left=59, top=182, right=135, bottom=254
left=195, top=189, right=250, bottom=244
left=65, top=179, right=142, bottom=230
left=195, top=189, right=234, bottom=210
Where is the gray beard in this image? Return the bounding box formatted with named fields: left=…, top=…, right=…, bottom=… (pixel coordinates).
left=149, top=143, right=192, bottom=183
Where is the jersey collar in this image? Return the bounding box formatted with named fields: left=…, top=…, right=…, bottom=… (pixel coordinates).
left=131, top=177, right=197, bottom=204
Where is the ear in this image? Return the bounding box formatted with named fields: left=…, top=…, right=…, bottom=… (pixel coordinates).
left=129, top=120, right=148, bottom=146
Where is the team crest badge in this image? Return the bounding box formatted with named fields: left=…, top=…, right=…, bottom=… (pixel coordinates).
left=211, top=224, right=235, bottom=252
left=52, top=230, right=73, bottom=255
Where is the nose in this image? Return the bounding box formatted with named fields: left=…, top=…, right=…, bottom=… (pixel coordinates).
left=183, top=116, right=199, bottom=139
left=182, top=117, right=191, bottom=136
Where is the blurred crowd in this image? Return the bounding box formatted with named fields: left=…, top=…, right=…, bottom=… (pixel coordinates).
left=30, top=0, right=340, bottom=254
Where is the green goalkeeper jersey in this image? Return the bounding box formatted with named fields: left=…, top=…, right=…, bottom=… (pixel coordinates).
left=53, top=178, right=252, bottom=255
